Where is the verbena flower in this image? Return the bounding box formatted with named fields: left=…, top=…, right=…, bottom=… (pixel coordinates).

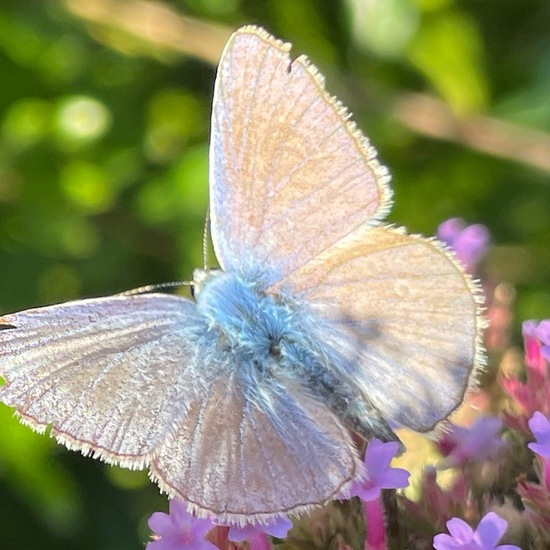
left=528, top=411, right=550, bottom=458
left=527, top=410, right=550, bottom=492
left=349, top=439, right=410, bottom=502
left=433, top=512, right=520, bottom=550
left=501, top=320, right=550, bottom=424
left=438, top=416, right=505, bottom=467
left=345, top=439, right=409, bottom=550
left=147, top=500, right=217, bottom=550
left=227, top=516, right=292, bottom=543
left=523, top=321, right=549, bottom=380
left=437, top=218, right=490, bottom=273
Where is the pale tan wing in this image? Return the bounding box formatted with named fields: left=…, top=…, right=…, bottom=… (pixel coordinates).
left=0, top=294, right=203, bottom=466
left=150, top=371, right=361, bottom=524
left=278, top=225, right=485, bottom=433
left=209, top=26, right=391, bottom=280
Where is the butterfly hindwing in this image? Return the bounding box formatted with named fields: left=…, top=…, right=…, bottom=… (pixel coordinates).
left=150, top=372, right=361, bottom=523
left=279, top=224, right=484, bottom=432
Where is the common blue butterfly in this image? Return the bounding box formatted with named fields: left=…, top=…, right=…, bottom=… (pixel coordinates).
left=0, top=26, right=483, bottom=524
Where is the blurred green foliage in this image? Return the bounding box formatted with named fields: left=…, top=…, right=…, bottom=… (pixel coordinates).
left=0, top=0, right=549, bottom=548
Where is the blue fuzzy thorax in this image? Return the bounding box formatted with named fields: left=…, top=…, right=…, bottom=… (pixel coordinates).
left=195, top=270, right=300, bottom=367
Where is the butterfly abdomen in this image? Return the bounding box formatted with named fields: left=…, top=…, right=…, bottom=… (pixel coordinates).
left=195, top=270, right=398, bottom=444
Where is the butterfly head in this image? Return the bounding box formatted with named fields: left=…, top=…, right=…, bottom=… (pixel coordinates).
left=191, top=268, right=223, bottom=300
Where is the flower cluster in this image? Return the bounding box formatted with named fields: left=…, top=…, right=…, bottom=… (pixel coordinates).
left=144, top=220, right=550, bottom=549
left=147, top=500, right=292, bottom=550
left=501, top=321, right=550, bottom=428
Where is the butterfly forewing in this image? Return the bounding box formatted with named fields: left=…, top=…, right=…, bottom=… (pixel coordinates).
left=210, top=26, right=392, bottom=281
left=279, top=224, right=484, bottom=432
left=0, top=295, right=203, bottom=464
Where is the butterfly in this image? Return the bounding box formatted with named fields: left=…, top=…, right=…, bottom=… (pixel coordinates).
left=0, top=26, right=483, bottom=525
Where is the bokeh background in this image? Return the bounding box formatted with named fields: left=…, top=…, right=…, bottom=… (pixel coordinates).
left=0, top=1, right=549, bottom=548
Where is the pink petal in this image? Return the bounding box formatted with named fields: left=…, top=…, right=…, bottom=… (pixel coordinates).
left=379, top=467, right=410, bottom=489
left=364, top=439, right=398, bottom=472
left=522, top=321, right=546, bottom=374
left=227, top=525, right=255, bottom=543
left=438, top=218, right=465, bottom=245
left=474, top=512, right=507, bottom=547
left=446, top=517, right=474, bottom=542
left=146, top=539, right=180, bottom=550
left=354, top=485, right=381, bottom=502
left=433, top=533, right=463, bottom=550
left=148, top=512, right=173, bottom=534
left=263, top=517, right=292, bottom=538
left=536, top=320, right=550, bottom=345
left=528, top=411, right=550, bottom=444
left=169, top=500, right=191, bottom=525
left=227, top=517, right=292, bottom=542
left=453, top=224, right=490, bottom=269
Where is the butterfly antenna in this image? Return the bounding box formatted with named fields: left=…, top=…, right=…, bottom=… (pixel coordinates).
left=118, top=281, right=192, bottom=296
left=203, top=207, right=210, bottom=270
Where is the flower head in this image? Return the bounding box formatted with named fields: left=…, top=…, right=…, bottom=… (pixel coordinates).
left=433, top=512, right=520, bottom=550
left=438, top=416, right=505, bottom=467
left=437, top=218, right=490, bottom=273
left=147, top=500, right=217, bottom=550
left=501, top=320, right=550, bottom=421
left=349, top=439, right=410, bottom=501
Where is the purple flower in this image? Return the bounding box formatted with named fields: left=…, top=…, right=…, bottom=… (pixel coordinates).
left=528, top=411, right=550, bottom=458
left=147, top=500, right=217, bottom=550
left=438, top=218, right=466, bottom=245
left=433, top=512, right=520, bottom=550
left=344, top=440, right=409, bottom=549
left=438, top=416, right=504, bottom=467
left=349, top=439, right=410, bottom=501
left=227, top=516, right=292, bottom=542
left=437, top=218, right=490, bottom=273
